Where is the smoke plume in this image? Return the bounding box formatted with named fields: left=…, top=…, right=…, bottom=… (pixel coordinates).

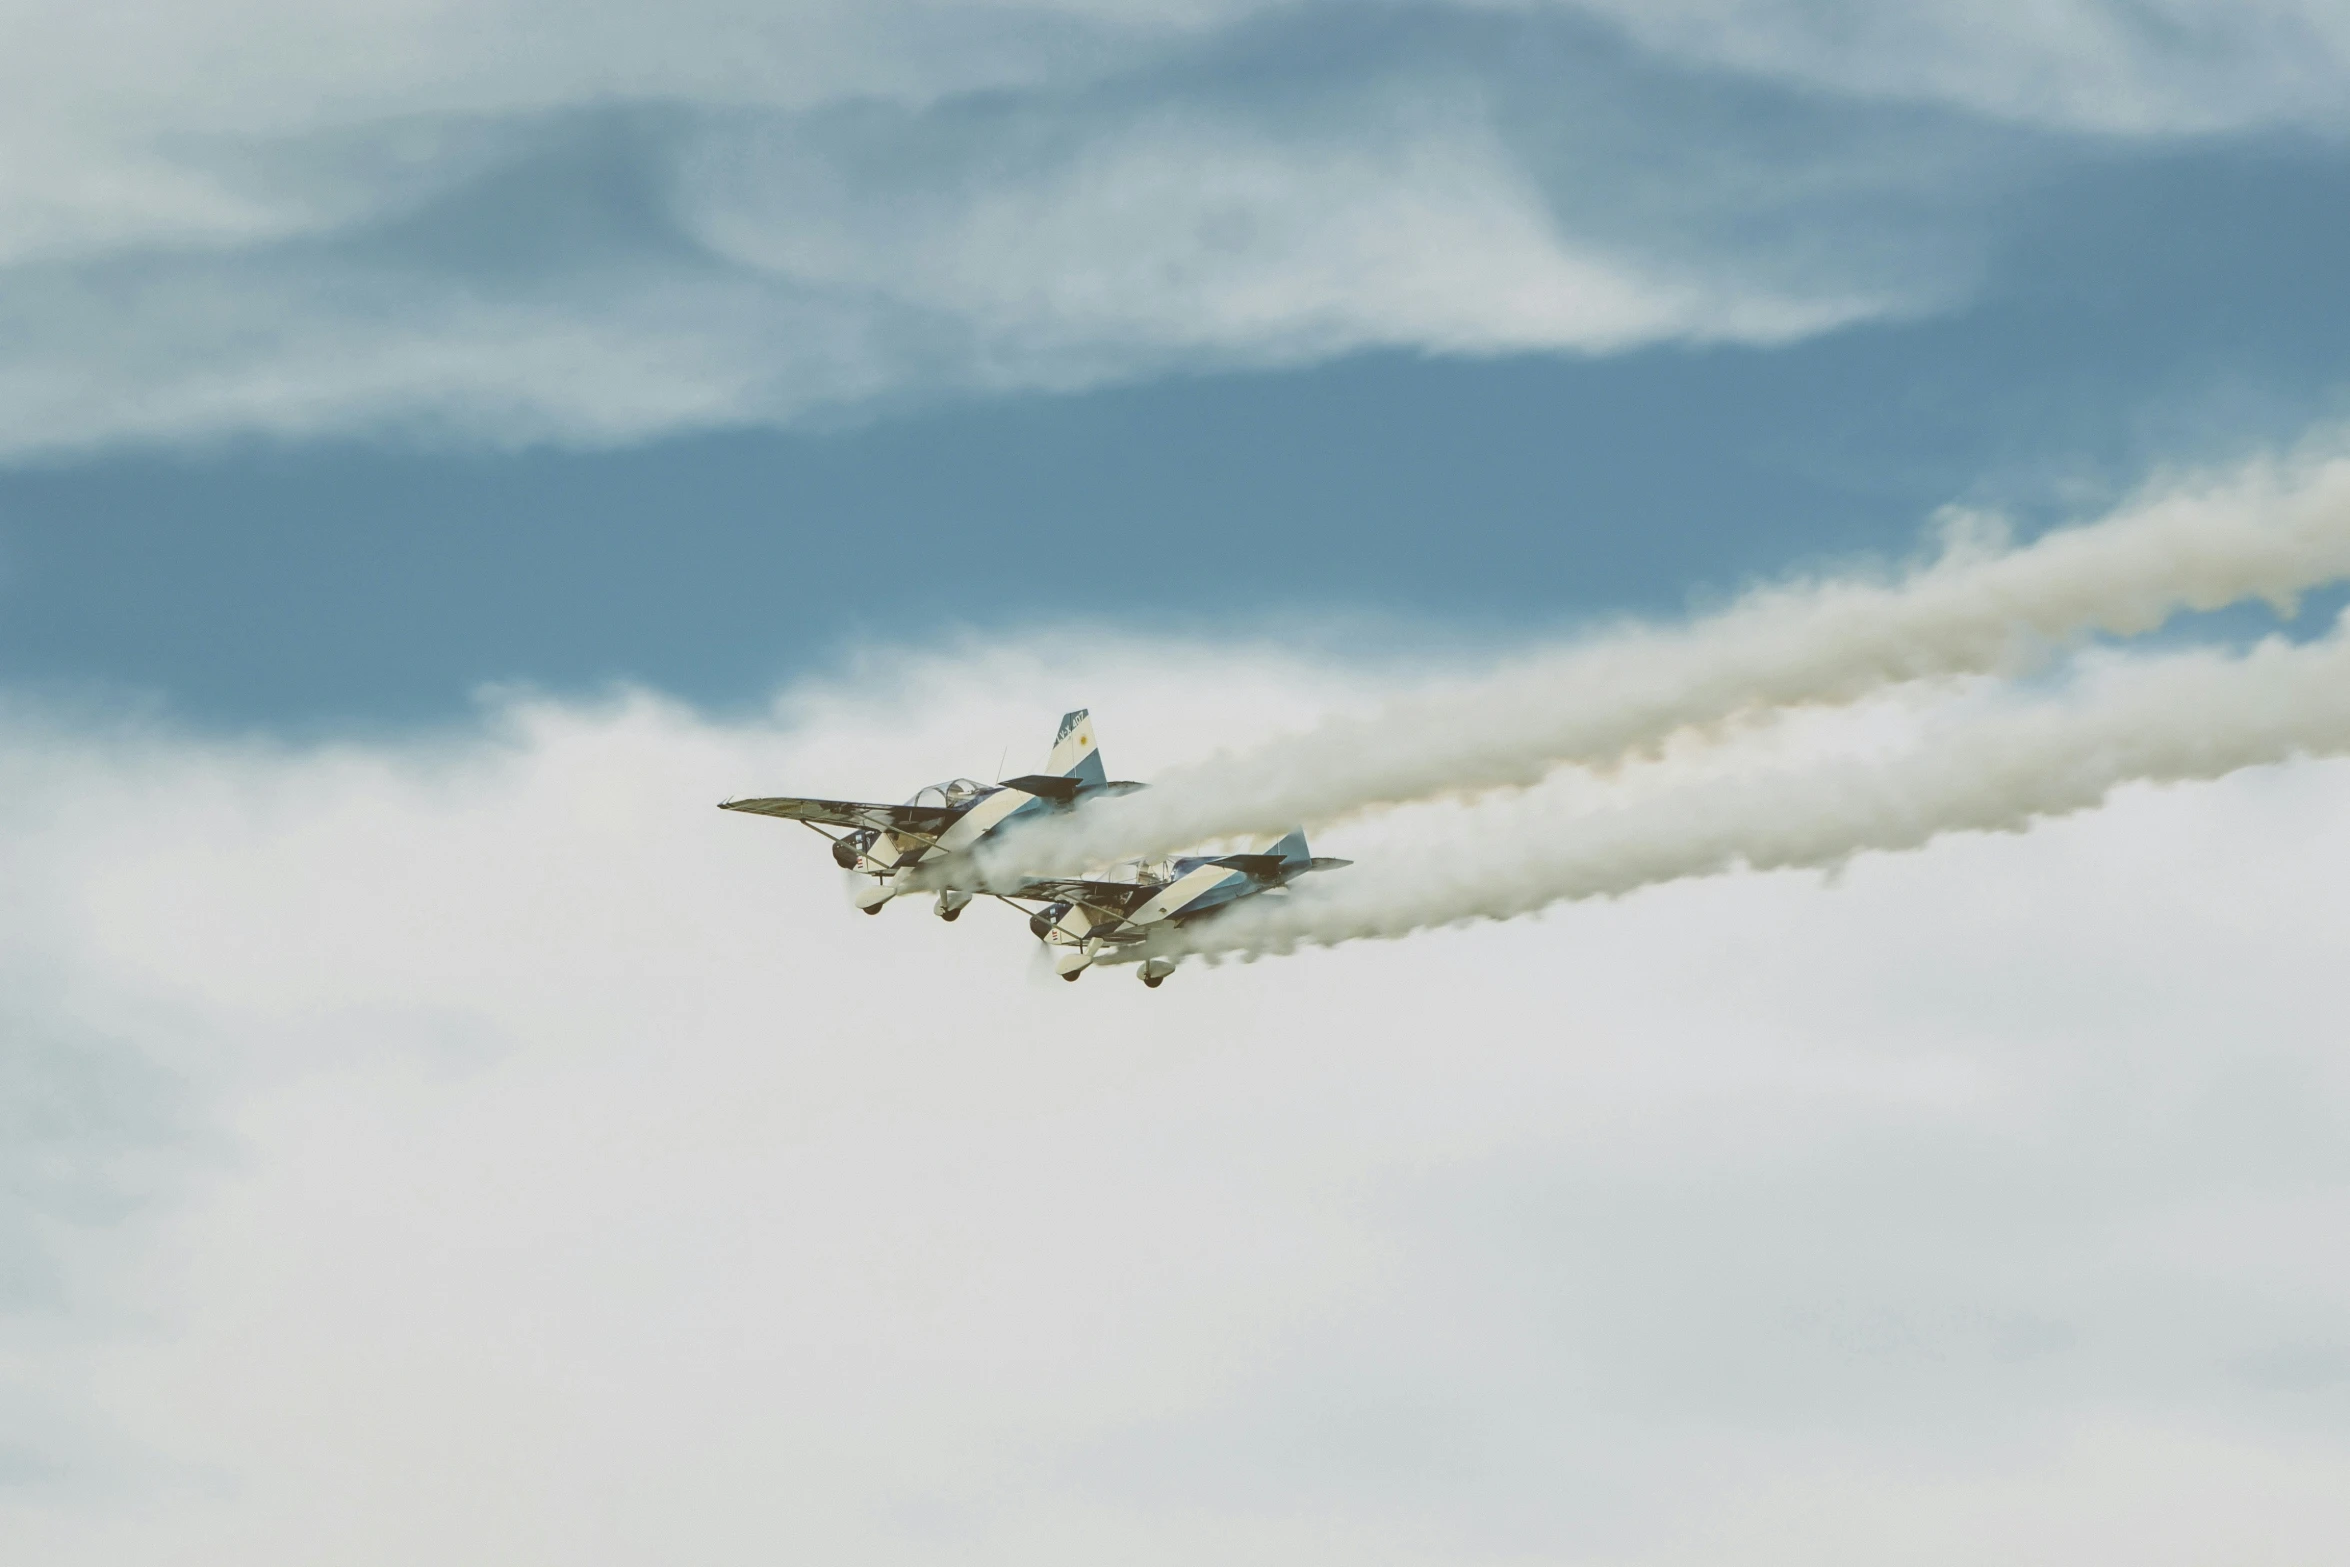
left=1156, top=618, right=2350, bottom=959
left=979, top=448, right=2350, bottom=884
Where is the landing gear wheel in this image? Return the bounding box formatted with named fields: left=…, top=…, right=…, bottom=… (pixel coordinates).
left=1061, top=971, right=1082, bottom=983
left=1142, top=974, right=1164, bottom=988
left=861, top=903, right=885, bottom=916
left=939, top=907, right=961, bottom=922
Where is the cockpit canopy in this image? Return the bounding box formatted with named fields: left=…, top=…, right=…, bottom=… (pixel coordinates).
left=907, top=778, right=988, bottom=809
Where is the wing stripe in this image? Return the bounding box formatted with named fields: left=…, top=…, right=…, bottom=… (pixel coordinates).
left=719, top=797, right=959, bottom=834
left=1011, top=878, right=1160, bottom=916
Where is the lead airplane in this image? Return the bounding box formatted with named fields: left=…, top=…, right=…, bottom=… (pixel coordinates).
left=719, top=710, right=1143, bottom=919
left=1009, top=827, right=1351, bottom=987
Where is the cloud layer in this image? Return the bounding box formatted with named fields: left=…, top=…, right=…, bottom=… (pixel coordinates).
left=16, top=0, right=2338, bottom=457
left=6, top=638, right=2350, bottom=1563
left=1550, top=0, right=2350, bottom=134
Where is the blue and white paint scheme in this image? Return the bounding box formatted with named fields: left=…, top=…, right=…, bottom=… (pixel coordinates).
left=1012, top=828, right=1351, bottom=987
left=719, top=710, right=1142, bottom=918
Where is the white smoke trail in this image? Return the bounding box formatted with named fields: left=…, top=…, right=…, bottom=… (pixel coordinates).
left=979, top=448, right=2350, bottom=883
left=1156, top=618, right=2350, bottom=959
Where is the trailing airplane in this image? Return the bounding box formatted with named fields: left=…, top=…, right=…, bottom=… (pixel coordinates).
left=718, top=710, right=1143, bottom=919
left=1010, top=827, right=1351, bottom=986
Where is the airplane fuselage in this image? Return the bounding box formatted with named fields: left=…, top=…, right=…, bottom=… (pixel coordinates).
left=1125, top=857, right=1289, bottom=925
left=849, top=781, right=1052, bottom=874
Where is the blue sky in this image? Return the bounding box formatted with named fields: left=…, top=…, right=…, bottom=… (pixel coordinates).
left=11, top=6, right=2350, bottom=1564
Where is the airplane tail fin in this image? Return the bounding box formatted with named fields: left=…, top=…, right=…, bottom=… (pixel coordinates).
left=1045, top=709, right=1110, bottom=790
left=1262, top=827, right=1351, bottom=875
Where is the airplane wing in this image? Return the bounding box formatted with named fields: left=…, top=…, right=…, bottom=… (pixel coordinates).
left=1210, top=852, right=1355, bottom=876
left=719, top=796, right=960, bottom=835
left=1009, top=878, right=1161, bottom=917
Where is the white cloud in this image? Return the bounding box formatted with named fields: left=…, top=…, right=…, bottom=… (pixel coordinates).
left=0, top=0, right=2035, bottom=459
left=687, top=99, right=1880, bottom=370
left=0, top=0, right=1248, bottom=263
left=5, top=641, right=2350, bottom=1563
left=2, top=0, right=2348, bottom=453
left=0, top=100, right=1883, bottom=458
left=1531, top=0, right=2350, bottom=134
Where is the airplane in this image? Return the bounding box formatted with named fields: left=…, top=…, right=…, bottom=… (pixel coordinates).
left=1008, top=827, right=1350, bottom=987
left=718, top=709, right=1143, bottom=919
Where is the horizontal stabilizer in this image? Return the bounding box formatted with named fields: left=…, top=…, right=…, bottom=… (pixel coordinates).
left=1213, top=850, right=1352, bottom=877
left=999, top=774, right=1149, bottom=803
left=998, top=773, right=1083, bottom=802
